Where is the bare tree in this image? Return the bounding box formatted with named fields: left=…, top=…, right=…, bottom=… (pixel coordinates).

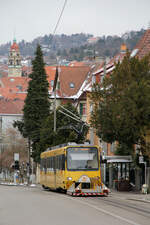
left=0, top=128, right=28, bottom=171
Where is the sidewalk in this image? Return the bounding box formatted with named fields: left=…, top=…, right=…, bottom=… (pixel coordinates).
left=0, top=181, right=36, bottom=187
left=110, top=189, right=150, bottom=203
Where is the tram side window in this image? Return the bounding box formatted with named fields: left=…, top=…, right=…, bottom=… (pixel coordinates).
left=58, top=155, right=62, bottom=170
left=51, top=157, right=54, bottom=170
left=56, top=155, right=60, bottom=170
left=49, top=157, right=52, bottom=170
left=51, top=157, right=54, bottom=171
left=58, top=155, right=61, bottom=170
left=51, top=157, right=53, bottom=170
left=62, top=154, right=65, bottom=170
left=47, top=157, right=50, bottom=171
left=43, top=159, right=46, bottom=173
left=55, top=155, right=61, bottom=170
left=56, top=155, right=59, bottom=170
left=54, top=155, right=65, bottom=170
left=59, top=154, right=65, bottom=170
left=40, top=159, right=44, bottom=171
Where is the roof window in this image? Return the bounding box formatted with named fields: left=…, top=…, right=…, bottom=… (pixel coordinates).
left=10, top=78, right=15, bottom=82
left=70, top=82, right=75, bottom=88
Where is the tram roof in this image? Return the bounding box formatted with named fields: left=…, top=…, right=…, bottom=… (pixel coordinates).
left=45, top=142, right=98, bottom=151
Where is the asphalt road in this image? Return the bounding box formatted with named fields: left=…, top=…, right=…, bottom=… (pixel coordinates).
left=0, top=185, right=150, bottom=225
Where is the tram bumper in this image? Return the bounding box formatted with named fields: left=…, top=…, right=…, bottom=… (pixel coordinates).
left=67, top=175, right=108, bottom=197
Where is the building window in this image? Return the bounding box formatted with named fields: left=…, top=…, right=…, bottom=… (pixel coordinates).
left=9, top=60, right=13, bottom=65
left=80, top=102, right=86, bottom=116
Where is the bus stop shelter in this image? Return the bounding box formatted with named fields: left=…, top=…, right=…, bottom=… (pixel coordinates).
left=104, top=155, right=133, bottom=190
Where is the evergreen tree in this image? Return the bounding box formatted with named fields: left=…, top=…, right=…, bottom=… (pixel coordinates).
left=91, top=53, right=150, bottom=158
left=23, top=45, right=50, bottom=162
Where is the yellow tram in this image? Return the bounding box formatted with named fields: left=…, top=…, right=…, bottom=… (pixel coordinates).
left=40, top=142, right=108, bottom=196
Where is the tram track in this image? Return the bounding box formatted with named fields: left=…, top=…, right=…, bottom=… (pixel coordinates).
left=64, top=195, right=143, bottom=225
left=80, top=195, right=150, bottom=218
left=107, top=198, right=149, bottom=215
left=43, top=187, right=150, bottom=217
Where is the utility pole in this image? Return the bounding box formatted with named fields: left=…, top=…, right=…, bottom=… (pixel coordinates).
left=27, top=138, right=31, bottom=185
left=53, top=66, right=59, bottom=132
left=0, top=117, right=2, bottom=173
left=54, top=88, right=56, bottom=132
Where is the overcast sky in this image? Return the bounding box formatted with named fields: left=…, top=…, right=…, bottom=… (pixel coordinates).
left=1, top=0, right=150, bottom=45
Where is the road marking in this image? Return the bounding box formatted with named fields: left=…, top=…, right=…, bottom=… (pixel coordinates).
left=62, top=195, right=141, bottom=225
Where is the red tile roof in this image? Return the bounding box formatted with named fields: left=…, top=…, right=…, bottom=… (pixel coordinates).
left=0, top=77, right=29, bottom=101
left=45, top=66, right=56, bottom=90
left=133, top=28, right=150, bottom=59
left=10, top=42, right=19, bottom=51
left=45, top=66, right=91, bottom=97
left=92, top=51, right=126, bottom=86
left=22, top=66, right=32, bottom=76
left=57, top=66, right=90, bottom=97
left=68, top=61, right=90, bottom=67
left=0, top=66, right=91, bottom=101
left=0, top=77, right=29, bottom=91
left=0, top=98, right=24, bottom=114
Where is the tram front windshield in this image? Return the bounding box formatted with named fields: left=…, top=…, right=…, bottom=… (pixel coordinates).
left=67, top=147, right=98, bottom=170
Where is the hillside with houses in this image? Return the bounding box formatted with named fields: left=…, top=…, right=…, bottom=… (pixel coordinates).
left=0, top=29, right=145, bottom=65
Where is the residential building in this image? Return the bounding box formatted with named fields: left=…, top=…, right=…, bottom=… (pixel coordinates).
left=49, top=66, right=91, bottom=122
left=0, top=98, right=24, bottom=133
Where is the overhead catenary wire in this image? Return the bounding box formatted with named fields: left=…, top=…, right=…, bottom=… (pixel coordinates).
left=58, top=108, right=90, bottom=127
left=51, top=0, right=67, bottom=132
left=59, top=105, right=81, bottom=121
left=49, top=0, right=68, bottom=46
left=59, top=110, right=82, bottom=124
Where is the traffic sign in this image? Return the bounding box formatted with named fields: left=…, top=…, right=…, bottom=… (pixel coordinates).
left=14, top=153, right=19, bottom=161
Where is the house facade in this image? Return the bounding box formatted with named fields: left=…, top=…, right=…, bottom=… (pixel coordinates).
left=0, top=98, right=24, bottom=133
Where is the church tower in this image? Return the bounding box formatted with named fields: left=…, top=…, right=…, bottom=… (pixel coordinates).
left=8, top=39, right=22, bottom=77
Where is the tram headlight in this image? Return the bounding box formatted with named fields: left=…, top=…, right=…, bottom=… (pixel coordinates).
left=67, top=177, right=72, bottom=181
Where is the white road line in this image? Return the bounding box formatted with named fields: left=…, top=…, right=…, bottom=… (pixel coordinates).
left=62, top=195, right=141, bottom=225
